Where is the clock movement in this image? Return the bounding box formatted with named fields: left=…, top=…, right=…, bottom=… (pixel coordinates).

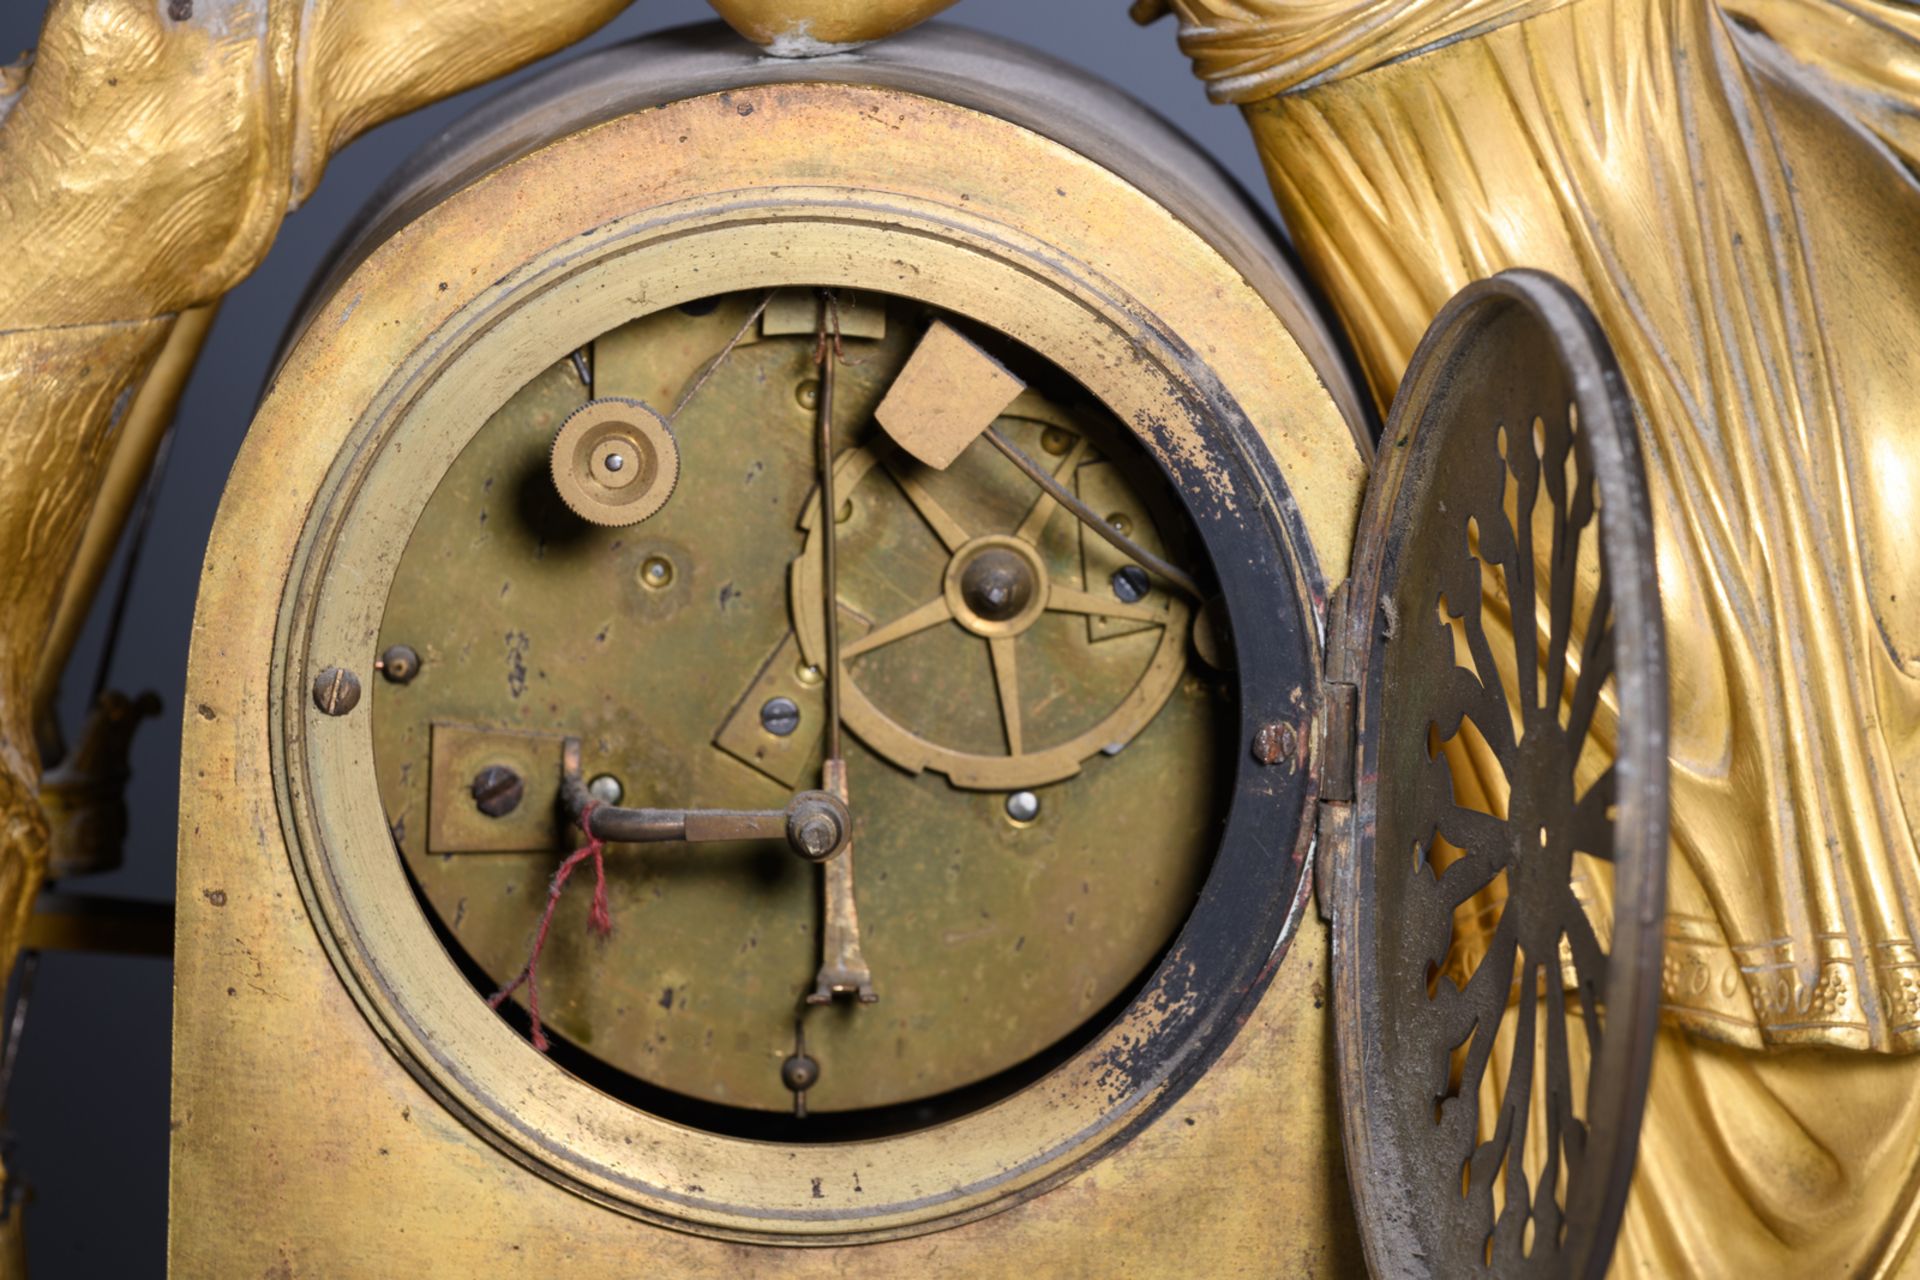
left=170, top=24, right=1666, bottom=1277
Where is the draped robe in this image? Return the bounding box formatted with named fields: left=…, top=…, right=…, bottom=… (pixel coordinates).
left=1161, top=0, right=1920, bottom=1269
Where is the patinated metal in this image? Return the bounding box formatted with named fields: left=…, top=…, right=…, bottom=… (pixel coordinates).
left=371, top=290, right=1223, bottom=1110
left=172, top=28, right=1363, bottom=1271
left=1331, top=272, right=1669, bottom=1279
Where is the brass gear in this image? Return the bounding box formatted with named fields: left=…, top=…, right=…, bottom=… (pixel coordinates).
left=792, top=414, right=1193, bottom=792
left=550, top=397, right=679, bottom=526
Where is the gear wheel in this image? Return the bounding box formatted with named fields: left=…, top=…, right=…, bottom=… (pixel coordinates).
left=550, top=397, right=679, bottom=527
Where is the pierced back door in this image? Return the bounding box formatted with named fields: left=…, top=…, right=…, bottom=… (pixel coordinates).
left=1331, top=270, right=1669, bottom=1279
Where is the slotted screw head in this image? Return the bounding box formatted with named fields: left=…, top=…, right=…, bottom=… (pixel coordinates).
left=1111, top=565, right=1151, bottom=604
left=312, top=667, right=361, bottom=716
left=471, top=764, right=524, bottom=818
left=760, top=696, right=801, bottom=737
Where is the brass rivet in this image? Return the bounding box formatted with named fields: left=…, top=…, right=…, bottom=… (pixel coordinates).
left=1040, top=427, right=1074, bottom=456
left=639, top=555, right=674, bottom=589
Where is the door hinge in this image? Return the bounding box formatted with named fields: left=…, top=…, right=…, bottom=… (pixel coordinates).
left=1318, top=681, right=1357, bottom=804
left=1313, top=582, right=1360, bottom=920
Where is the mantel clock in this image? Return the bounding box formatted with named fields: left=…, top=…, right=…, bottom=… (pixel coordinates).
left=170, top=25, right=1667, bottom=1278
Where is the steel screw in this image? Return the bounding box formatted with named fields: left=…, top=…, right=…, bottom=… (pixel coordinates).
left=312, top=666, right=362, bottom=716
left=1111, top=565, right=1150, bottom=604
left=377, top=644, right=420, bottom=685
left=760, top=696, right=801, bottom=737
left=1005, top=790, right=1040, bottom=823
left=587, top=773, right=624, bottom=806
left=1252, top=722, right=1298, bottom=767
left=471, top=764, right=525, bottom=818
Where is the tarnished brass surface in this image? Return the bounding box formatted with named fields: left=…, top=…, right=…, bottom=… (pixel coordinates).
left=549, top=398, right=682, bottom=527
left=874, top=319, right=1025, bottom=469
left=174, top=48, right=1364, bottom=1266
left=425, top=724, right=567, bottom=855
left=789, top=426, right=1195, bottom=792
left=370, top=291, right=1222, bottom=1113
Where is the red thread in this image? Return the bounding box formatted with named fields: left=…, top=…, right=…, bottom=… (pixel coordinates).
left=488, top=801, right=611, bottom=1052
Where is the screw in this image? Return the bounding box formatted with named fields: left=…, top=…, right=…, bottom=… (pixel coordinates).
left=1005, top=790, right=1040, bottom=823
left=312, top=667, right=361, bottom=716
left=1040, top=427, right=1075, bottom=456
left=587, top=773, right=624, bottom=805
left=1252, top=722, right=1298, bottom=766
left=781, top=1051, right=820, bottom=1093
left=471, top=764, right=524, bottom=817
left=377, top=644, right=420, bottom=685
left=760, top=696, right=801, bottom=737
left=1111, top=565, right=1150, bottom=604
left=639, top=555, right=674, bottom=589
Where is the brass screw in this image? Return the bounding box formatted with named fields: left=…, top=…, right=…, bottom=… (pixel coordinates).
left=311, top=667, right=361, bottom=716
left=1040, top=427, right=1075, bottom=456
left=639, top=555, right=674, bottom=589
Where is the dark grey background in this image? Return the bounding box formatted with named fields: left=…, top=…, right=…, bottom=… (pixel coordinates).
left=0, top=4, right=1277, bottom=1274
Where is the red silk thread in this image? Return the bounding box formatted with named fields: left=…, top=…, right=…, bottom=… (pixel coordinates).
left=488, top=800, right=611, bottom=1052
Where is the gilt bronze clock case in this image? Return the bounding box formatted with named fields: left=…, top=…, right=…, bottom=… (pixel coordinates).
left=170, top=22, right=1666, bottom=1278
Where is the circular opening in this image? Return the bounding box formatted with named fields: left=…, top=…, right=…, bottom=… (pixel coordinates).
left=370, top=288, right=1244, bottom=1138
